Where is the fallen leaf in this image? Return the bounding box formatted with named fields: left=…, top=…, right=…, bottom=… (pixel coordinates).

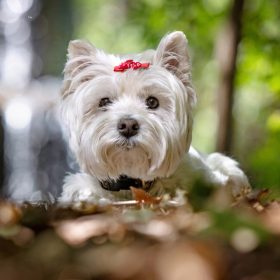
left=130, top=187, right=162, bottom=205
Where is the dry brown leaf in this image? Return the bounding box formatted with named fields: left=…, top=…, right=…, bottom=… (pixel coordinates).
left=130, top=187, right=162, bottom=205
left=246, top=188, right=269, bottom=204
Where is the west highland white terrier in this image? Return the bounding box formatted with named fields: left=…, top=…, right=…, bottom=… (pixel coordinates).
left=59, top=31, right=251, bottom=204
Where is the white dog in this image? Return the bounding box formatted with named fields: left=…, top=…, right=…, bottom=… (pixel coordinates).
left=59, top=31, right=251, bottom=204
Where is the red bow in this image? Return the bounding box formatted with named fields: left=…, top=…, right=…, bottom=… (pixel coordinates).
left=114, top=59, right=150, bottom=72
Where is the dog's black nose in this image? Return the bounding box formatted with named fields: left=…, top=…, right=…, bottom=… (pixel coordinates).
left=118, top=118, right=139, bottom=138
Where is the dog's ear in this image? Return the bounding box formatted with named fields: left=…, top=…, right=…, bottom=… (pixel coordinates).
left=154, top=31, right=196, bottom=106
left=154, top=31, right=191, bottom=84
left=62, top=40, right=97, bottom=98
left=67, top=40, right=96, bottom=59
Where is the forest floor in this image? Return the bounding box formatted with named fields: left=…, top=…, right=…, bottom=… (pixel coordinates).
left=0, top=186, right=280, bottom=280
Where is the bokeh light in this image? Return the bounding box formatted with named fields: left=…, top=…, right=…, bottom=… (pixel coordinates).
left=4, top=98, right=32, bottom=130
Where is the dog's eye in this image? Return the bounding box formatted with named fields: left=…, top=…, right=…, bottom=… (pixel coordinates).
left=99, top=98, right=112, bottom=108
left=146, top=96, right=159, bottom=110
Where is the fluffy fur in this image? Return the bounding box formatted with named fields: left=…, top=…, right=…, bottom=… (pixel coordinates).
left=59, top=31, right=251, bottom=204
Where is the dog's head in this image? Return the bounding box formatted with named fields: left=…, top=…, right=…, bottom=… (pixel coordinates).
left=61, top=31, right=196, bottom=181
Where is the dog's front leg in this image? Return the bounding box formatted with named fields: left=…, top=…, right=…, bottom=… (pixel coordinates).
left=205, top=152, right=252, bottom=200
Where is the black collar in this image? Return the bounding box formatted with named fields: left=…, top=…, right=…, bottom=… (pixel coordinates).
left=100, top=175, right=154, bottom=192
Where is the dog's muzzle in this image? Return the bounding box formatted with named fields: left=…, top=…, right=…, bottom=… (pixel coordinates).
left=100, top=175, right=154, bottom=192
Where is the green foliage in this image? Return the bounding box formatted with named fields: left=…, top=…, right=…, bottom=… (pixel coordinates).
left=205, top=208, right=269, bottom=241
left=235, top=0, right=280, bottom=189
left=188, top=180, right=216, bottom=210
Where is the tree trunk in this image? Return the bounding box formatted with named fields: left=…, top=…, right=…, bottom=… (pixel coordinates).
left=215, top=0, right=244, bottom=154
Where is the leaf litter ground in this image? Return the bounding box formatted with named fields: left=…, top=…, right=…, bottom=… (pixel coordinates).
left=1, top=187, right=280, bottom=280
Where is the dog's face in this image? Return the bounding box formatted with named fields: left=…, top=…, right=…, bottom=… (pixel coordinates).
left=61, top=31, right=196, bottom=181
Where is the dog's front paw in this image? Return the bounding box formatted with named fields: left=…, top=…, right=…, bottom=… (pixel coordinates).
left=60, top=187, right=102, bottom=204
left=206, top=152, right=252, bottom=201
left=212, top=173, right=252, bottom=206
left=226, top=175, right=252, bottom=201
left=58, top=173, right=113, bottom=205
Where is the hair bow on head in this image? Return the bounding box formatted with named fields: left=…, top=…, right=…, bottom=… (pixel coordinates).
left=114, top=59, right=150, bottom=72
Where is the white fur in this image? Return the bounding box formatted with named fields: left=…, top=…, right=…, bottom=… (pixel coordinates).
left=59, top=31, right=251, bottom=204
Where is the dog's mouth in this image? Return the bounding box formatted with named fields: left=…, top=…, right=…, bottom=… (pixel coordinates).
left=117, top=138, right=137, bottom=150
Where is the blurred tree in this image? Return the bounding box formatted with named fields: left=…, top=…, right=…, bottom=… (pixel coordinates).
left=216, top=0, right=244, bottom=154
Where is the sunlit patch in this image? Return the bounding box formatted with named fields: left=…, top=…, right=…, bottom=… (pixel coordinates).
left=2, top=47, right=32, bottom=88
left=267, top=110, right=280, bottom=133
left=4, top=98, right=32, bottom=130
left=4, top=19, right=31, bottom=45
left=5, top=0, right=34, bottom=14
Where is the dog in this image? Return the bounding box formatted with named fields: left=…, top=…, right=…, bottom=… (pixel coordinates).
left=59, top=31, right=251, bottom=204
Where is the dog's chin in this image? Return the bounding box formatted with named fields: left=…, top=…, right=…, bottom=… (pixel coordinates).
left=97, top=139, right=156, bottom=180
